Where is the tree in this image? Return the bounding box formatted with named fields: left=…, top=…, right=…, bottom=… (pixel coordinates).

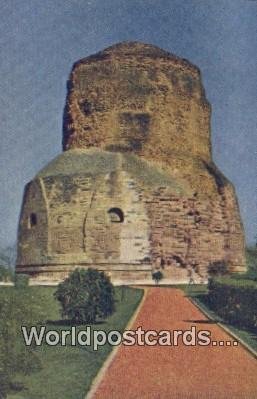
left=54, top=268, right=115, bottom=323
left=0, top=266, right=13, bottom=282
left=152, top=270, right=163, bottom=285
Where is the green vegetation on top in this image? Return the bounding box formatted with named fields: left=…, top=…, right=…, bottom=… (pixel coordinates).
left=122, top=153, right=187, bottom=193
left=36, top=149, right=187, bottom=193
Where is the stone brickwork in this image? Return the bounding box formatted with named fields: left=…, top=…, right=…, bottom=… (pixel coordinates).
left=16, top=42, right=246, bottom=284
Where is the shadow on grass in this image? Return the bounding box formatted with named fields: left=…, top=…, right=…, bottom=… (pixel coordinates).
left=183, top=319, right=218, bottom=324
left=46, top=319, right=105, bottom=326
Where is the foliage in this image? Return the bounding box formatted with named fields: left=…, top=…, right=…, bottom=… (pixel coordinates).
left=207, top=277, right=257, bottom=331
left=207, top=260, right=228, bottom=277
left=0, top=265, right=13, bottom=282
left=14, top=273, right=29, bottom=288
left=244, top=247, right=257, bottom=280
left=0, top=245, right=16, bottom=283
left=0, top=244, right=17, bottom=268
left=230, top=247, right=257, bottom=282
left=54, top=268, right=115, bottom=323
left=0, top=286, right=47, bottom=398
left=152, top=270, right=163, bottom=284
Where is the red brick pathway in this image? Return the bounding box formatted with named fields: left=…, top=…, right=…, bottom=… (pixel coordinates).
left=92, top=288, right=257, bottom=399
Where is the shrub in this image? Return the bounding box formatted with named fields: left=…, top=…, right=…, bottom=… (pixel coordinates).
left=152, top=270, right=163, bottom=285
left=207, top=260, right=228, bottom=277
left=0, top=266, right=13, bottom=282
left=14, top=273, right=29, bottom=288
left=230, top=247, right=257, bottom=282
left=54, top=268, right=115, bottom=323
left=245, top=247, right=257, bottom=281
left=207, top=277, right=257, bottom=331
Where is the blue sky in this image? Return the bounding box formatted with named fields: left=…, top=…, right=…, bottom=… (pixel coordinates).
left=0, top=0, right=256, bottom=247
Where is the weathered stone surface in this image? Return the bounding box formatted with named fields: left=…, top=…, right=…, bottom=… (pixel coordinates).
left=16, top=42, right=246, bottom=283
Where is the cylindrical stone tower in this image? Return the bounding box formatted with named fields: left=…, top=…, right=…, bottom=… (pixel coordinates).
left=16, top=42, right=246, bottom=283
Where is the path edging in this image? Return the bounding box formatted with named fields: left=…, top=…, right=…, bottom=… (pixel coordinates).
left=85, top=287, right=148, bottom=399
left=189, top=296, right=257, bottom=360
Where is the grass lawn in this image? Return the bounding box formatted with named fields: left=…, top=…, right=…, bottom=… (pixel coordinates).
left=190, top=292, right=257, bottom=354
left=178, top=283, right=257, bottom=355
left=6, top=285, right=143, bottom=399
left=172, top=248, right=257, bottom=356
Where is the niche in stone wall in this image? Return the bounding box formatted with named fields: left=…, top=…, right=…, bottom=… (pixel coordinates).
left=28, top=213, right=37, bottom=229
left=108, top=207, right=124, bottom=223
